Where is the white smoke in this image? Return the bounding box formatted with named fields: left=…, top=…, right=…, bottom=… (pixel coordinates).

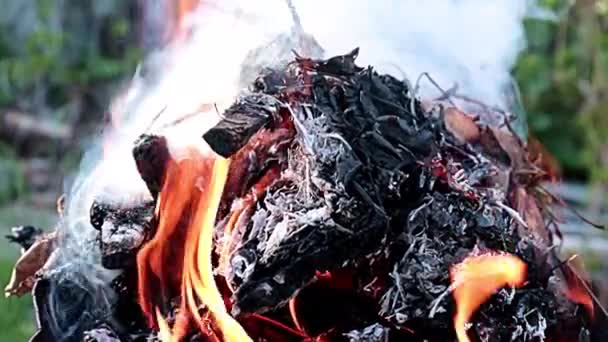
left=181, top=0, right=547, bottom=107
left=50, top=0, right=550, bottom=337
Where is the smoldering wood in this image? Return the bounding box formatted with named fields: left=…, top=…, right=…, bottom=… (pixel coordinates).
left=132, top=134, right=170, bottom=200
left=109, top=271, right=150, bottom=338
left=219, top=127, right=294, bottom=218
left=11, top=49, right=598, bottom=341
left=220, top=50, right=590, bottom=340
left=228, top=52, right=432, bottom=315
left=33, top=268, right=149, bottom=342
left=90, top=199, right=155, bottom=269
left=202, top=94, right=279, bottom=158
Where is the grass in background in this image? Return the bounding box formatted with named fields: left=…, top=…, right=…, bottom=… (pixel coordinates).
left=0, top=203, right=56, bottom=340
left=0, top=259, right=36, bottom=341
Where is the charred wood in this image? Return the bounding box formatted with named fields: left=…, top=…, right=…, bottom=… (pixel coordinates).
left=31, top=275, right=101, bottom=342
left=132, top=134, right=170, bottom=200
left=220, top=50, right=589, bottom=340
left=10, top=48, right=595, bottom=342
left=203, top=94, right=279, bottom=158
left=90, top=199, right=155, bottom=269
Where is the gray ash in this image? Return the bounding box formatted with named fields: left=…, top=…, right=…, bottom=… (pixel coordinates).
left=89, top=199, right=155, bottom=269
left=213, top=49, right=590, bottom=340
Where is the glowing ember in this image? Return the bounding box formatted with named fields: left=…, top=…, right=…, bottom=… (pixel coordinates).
left=450, top=252, right=527, bottom=342
left=288, top=297, right=304, bottom=333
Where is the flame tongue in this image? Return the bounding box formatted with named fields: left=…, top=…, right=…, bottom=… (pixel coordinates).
left=137, top=154, right=202, bottom=326
left=450, top=252, right=527, bottom=342
left=177, top=156, right=251, bottom=342
left=137, top=149, right=250, bottom=342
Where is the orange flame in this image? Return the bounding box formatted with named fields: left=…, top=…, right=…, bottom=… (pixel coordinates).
left=176, top=0, right=199, bottom=26
left=169, top=0, right=200, bottom=42
left=562, top=256, right=595, bottom=320
left=156, top=308, right=173, bottom=342
left=450, top=252, right=527, bottom=342
left=137, top=149, right=251, bottom=342
left=137, top=154, right=201, bottom=325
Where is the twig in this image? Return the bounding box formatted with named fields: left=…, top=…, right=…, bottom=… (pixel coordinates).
left=494, top=201, right=528, bottom=229
left=451, top=93, right=503, bottom=113
left=157, top=111, right=202, bottom=130
left=144, top=106, right=167, bottom=133
left=428, top=284, right=455, bottom=318
left=538, top=186, right=604, bottom=230
left=414, top=72, right=456, bottom=107
left=546, top=254, right=578, bottom=277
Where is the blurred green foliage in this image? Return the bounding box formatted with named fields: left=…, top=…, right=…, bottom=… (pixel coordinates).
left=0, top=0, right=141, bottom=204
left=515, top=0, right=608, bottom=181
left=0, top=143, right=25, bottom=204
left=0, top=1, right=140, bottom=106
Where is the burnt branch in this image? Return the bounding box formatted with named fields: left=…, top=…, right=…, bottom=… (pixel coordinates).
left=203, top=94, right=279, bottom=157
left=133, top=134, right=169, bottom=200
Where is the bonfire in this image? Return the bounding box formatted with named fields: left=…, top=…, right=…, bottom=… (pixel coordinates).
left=3, top=1, right=602, bottom=342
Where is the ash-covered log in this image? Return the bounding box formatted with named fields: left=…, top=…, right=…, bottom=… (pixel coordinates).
left=90, top=199, right=155, bottom=269
left=226, top=51, right=434, bottom=315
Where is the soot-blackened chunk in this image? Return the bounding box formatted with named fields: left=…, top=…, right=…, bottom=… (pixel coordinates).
left=133, top=134, right=169, bottom=200
left=31, top=273, right=110, bottom=342
left=203, top=94, right=280, bottom=158
left=226, top=51, right=438, bottom=315
left=90, top=199, right=155, bottom=269
left=227, top=59, right=434, bottom=314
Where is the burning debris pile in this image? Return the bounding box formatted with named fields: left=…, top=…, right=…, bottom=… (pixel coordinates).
left=5, top=49, right=600, bottom=342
